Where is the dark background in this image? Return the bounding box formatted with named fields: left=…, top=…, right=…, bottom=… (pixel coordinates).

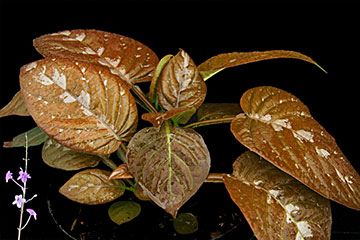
left=1, top=0, right=360, bottom=239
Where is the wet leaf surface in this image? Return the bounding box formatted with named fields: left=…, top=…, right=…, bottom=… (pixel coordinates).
left=224, top=151, right=332, bottom=240
left=59, top=169, right=125, bottom=204
left=173, top=213, right=198, bottom=235
left=20, top=58, right=138, bottom=155
left=231, top=86, right=360, bottom=210
left=33, top=29, right=158, bottom=85
left=108, top=201, right=141, bottom=225
left=198, top=50, right=326, bottom=80
left=0, top=91, right=30, bottom=117
left=42, top=138, right=101, bottom=170
left=126, top=123, right=211, bottom=217
left=156, top=50, right=206, bottom=111
left=3, top=126, right=48, bottom=148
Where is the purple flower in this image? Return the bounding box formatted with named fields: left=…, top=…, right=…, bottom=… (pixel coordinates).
left=5, top=171, right=13, bottom=183
left=26, top=209, right=37, bottom=220
left=12, top=195, right=25, bottom=208
left=17, top=168, right=31, bottom=184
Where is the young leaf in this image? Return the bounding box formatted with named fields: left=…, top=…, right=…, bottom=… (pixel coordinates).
left=156, top=49, right=207, bottom=111
left=126, top=122, right=211, bottom=218
left=173, top=213, right=199, bottom=235
left=42, top=138, right=101, bottom=170
left=108, top=201, right=141, bottom=225
left=231, top=86, right=360, bottom=210
left=3, top=126, right=48, bottom=148
left=20, top=58, right=138, bottom=155
left=224, top=151, right=332, bottom=240
left=59, top=169, right=125, bottom=204
left=141, top=106, right=195, bottom=129
left=0, top=91, right=30, bottom=117
left=198, top=50, right=326, bottom=80
left=109, top=163, right=134, bottom=180
left=33, top=29, right=159, bottom=85
left=185, top=103, right=242, bottom=128
left=149, top=54, right=173, bottom=105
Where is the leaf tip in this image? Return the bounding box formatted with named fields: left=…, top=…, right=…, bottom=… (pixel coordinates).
left=3, top=141, right=12, bottom=148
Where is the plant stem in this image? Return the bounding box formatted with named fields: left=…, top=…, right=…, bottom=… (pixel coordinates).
left=184, top=117, right=235, bottom=128
left=132, top=85, right=158, bottom=113
left=116, top=142, right=127, bottom=163
left=100, top=156, right=117, bottom=170
left=204, top=173, right=226, bottom=183
left=18, top=133, right=29, bottom=240
left=112, top=172, right=226, bottom=183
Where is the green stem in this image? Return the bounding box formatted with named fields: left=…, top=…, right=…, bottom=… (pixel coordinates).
left=116, top=142, right=127, bottom=163
left=184, top=117, right=235, bottom=128
left=132, top=85, right=158, bottom=113
left=100, top=156, right=117, bottom=170
left=205, top=173, right=226, bottom=183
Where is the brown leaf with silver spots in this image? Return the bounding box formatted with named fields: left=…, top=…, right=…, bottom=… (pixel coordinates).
left=42, top=138, right=101, bottom=170
left=20, top=58, right=138, bottom=155
left=198, top=50, right=326, bottom=80
left=126, top=123, right=211, bottom=218
left=59, top=169, right=125, bottom=204
left=231, top=86, right=360, bottom=210
left=224, top=151, right=332, bottom=240
left=157, top=49, right=206, bottom=111
left=33, top=29, right=158, bottom=85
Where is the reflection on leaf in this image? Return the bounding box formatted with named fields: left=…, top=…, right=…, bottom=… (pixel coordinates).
left=157, top=49, right=206, bottom=111
left=224, top=151, right=332, bottom=240
left=33, top=29, right=159, bottom=85
left=59, top=169, right=125, bottom=204
left=20, top=58, right=138, bottom=155
left=231, top=86, right=360, bottom=210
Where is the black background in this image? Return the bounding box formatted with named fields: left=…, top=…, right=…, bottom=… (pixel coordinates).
left=1, top=0, right=360, bottom=239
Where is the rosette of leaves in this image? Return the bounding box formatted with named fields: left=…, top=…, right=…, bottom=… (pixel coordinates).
left=1, top=29, right=360, bottom=239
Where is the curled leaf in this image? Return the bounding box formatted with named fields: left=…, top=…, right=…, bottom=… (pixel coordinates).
left=33, top=29, right=159, bottom=85
left=149, top=54, right=173, bottom=105
left=3, top=126, right=48, bottom=148
left=109, top=163, right=134, bottom=180
left=108, top=201, right=141, bottom=225
left=224, top=151, right=332, bottom=240
left=198, top=50, right=326, bottom=80
left=59, top=169, right=125, bottom=204
left=126, top=123, right=211, bottom=217
left=42, top=138, right=101, bottom=170
left=0, top=91, right=30, bottom=117
left=157, top=49, right=206, bottom=111
left=20, top=58, right=138, bottom=155
left=231, top=86, right=360, bottom=210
